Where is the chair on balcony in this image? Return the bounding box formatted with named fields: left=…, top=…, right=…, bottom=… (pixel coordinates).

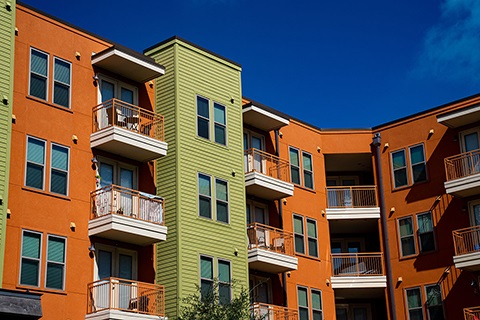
left=115, top=108, right=127, bottom=128
left=129, top=295, right=149, bottom=313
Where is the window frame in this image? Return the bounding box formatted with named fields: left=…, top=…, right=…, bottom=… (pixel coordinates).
left=29, top=47, right=49, bottom=101
left=409, top=144, right=427, bottom=184
left=196, top=95, right=210, bottom=140
left=302, top=151, right=314, bottom=189
left=213, top=102, right=227, bottom=146
left=289, top=147, right=302, bottom=185
left=218, top=259, right=231, bottom=305
left=199, top=255, right=214, bottom=300
left=417, top=212, right=436, bottom=253
left=19, top=230, right=43, bottom=288
left=215, top=178, right=229, bottom=224
left=391, top=149, right=408, bottom=188
left=25, top=136, right=47, bottom=191
left=246, top=200, right=269, bottom=225
left=45, top=234, right=67, bottom=290
left=397, top=216, right=417, bottom=258
left=52, top=56, right=72, bottom=108
left=405, top=287, right=425, bottom=320
left=306, top=218, right=318, bottom=258
left=297, top=285, right=309, bottom=320
left=198, top=173, right=212, bottom=219
left=49, top=143, right=70, bottom=196
left=424, top=284, right=445, bottom=320
left=293, top=214, right=305, bottom=255
left=310, top=289, right=323, bottom=320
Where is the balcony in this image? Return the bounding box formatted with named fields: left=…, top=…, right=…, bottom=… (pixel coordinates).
left=85, top=277, right=166, bottom=320
left=444, top=150, right=480, bottom=197
left=330, top=253, right=386, bottom=289
left=465, top=307, right=480, bottom=320
left=89, top=185, right=167, bottom=246
left=244, top=148, right=294, bottom=200
left=242, top=101, right=290, bottom=132
left=250, top=303, right=298, bottom=320
left=325, top=186, right=380, bottom=220
left=437, top=103, right=480, bottom=129
left=453, top=226, right=480, bottom=271
left=247, top=223, right=298, bottom=273
left=90, top=99, right=168, bottom=162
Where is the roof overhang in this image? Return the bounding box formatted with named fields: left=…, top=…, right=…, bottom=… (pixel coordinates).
left=437, top=104, right=480, bottom=128
left=92, top=46, right=165, bottom=83
left=243, top=104, right=289, bottom=131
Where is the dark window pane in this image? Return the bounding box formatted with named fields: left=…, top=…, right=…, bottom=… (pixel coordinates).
left=198, top=118, right=209, bottom=139
left=46, top=263, right=64, bottom=290
left=291, top=167, right=300, bottom=184
left=295, top=235, right=305, bottom=254
left=394, top=168, right=408, bottom=187
left=54, top=83, right=69, bottom=108
left=215, top=124, right=226, bottom=145
left=428, top=306, right=444, bottom=320
left=401, top=237, right=416, bottom=256
left=30, top=74, right=47, bottom=100
left=308, top=239, right=318, bottom=257
left=409, top=310, right=424, bottom=320
left=299, top=308, right=309, bottom=320
left=217, top=202, right=228, bottom=223
left=304, top=172, right=313, bottom=189
left=20, top=259, right=39, bottom=286
left=412, top=164, right=426, bottom=183
left=313, top=311, right=322, bottom=320
left=200, top=280, right=213, bottom=300
left=219, top=283, right=231, bottom=305
left=26, top=163, right=43, bottom=189
left=197, top=97, right=209, bottom=118
left=199, top=197, right=211, bottom=218
left=51, top=170, right=67, bottom=195
left=420, top=232, right=435, bottom=253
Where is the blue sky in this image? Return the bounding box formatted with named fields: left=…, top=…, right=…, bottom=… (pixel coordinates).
left=21, top=0, right=480, bottom=128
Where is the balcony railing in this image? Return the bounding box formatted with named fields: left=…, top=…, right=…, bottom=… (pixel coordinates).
left=250, top=303, right=298, bottom=320
left=247, top=223, right=294, bottom=256
left=465, top=307, right=480, bottom=320
left=244, top=148, right=290, bottom=182
left=92, top=98, right=165, bottom=141
left=86, top=277, right=165, bottom=317
left=91, top=185, right=164, bottom=225
left=453, top=225, right=480, bottom=256
left=445, top=149, right=480, bottom=181
left=331, top=253, right=384, bottom=276
left=326, top=186, right=377, bottom=208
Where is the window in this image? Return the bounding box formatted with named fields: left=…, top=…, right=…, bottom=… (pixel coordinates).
left=303, top=152, right=314, bottom=189
left=406, top=287, right=424, bottom=320
left=94, top=244, right=137, bottom=280
left=392, top=149, right=407, bottom=188
left=398, top=217, right=416, bottom=257
left=50, top=144, right=69, bottom=196
left=216, top=179, right=229, bottom=223
left=197, top=95, right=227, bottom=145
left=45, top=235, right=66, bottom=290
left=298, top=286, right=309, bottom=320
left=198, top=174, right=212, bottom=219
left=307, top=219, right=318, bottom=257
left=425, top=284, right=444, bottom=320
left=410, top=145, right=427, bottom=183
left=20, top=230, right=66, bottom=291
left=290, top=147, right=314, bottom=189
left=53, top=57, right=71, bottom=108
left=391, top=144, right=427, bottom=188
left=218, top=259, right=231, bottom=305
left=246, top=201, right=268, bottom=225
left=298, top=286, right=323, bottom=320
left=293, top=215, right=305, bottom=254
left=417, top=212, right=435, bottom=253
left=290, top=148, right=301, bottom=185
left=29, top=48, right=48, bottom=100
left=26, top=137, right=46, bottom=190
left=20, top=230, right=42, bottom=287
left=200, top=256, right=214, bottom=299
left=197, top=96, right=210, bottom=139
left=214, top=103, right=226, bottom=145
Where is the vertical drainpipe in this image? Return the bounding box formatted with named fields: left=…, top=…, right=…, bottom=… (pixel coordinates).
left=275, top=129, right=288, bottom=306
left=372, top=132, right=396, bottom=320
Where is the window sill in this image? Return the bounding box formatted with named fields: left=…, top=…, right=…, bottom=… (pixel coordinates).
left=392, top=179, right=429, bottom=192
left=22, top=187, right=71, bottom=201
left=195, top=136, right=229, bottom=150
left=293, top=184, right=316, bottom=194
left=197, top=215, right=231, bottom=227
left=294, top=252, right=321, bottom=262
left=26, top=95, right=73, bottom=114
left=16, top=285, right=67, bottom=295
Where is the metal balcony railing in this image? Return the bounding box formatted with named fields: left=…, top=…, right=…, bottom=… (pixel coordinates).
left=331, top=253, right=385, bottom=276
left=244, top=148, right=290, bottom=182
left=250, top=303, right=299, bottom=320
left=91, top=185, right=164, bottom=225
left=326, top=186, right=378, bottom=208
left=86, top=277, right=165, bottom=316
left=247, top=223, right=294, bottom=256
left=453, top=225, right=480, bottom=256
left=465, top=307, right=480, bottom=320
left=92, top=98, right=165, bottom=141
left=445, top=149, right=480, bottom=181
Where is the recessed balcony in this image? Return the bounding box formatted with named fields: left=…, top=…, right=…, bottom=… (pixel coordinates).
left=444, top=150, right=480, bottom=197
left=464, top=307, right=480, bottom=320
left=89, top=185, right=167, bottom=246
left=453, top=226, right=480, bottom=271
left=247, top=223, right=298, bottom=273
left=244, top=148, right=294, bottom=200
left=330, top=253, right=386, bottom=289
left=90, top=99, right=168, bottom=162
left=325, top=186, right=380, bottom=220
left=250, top=303, right=298, bottom=320
left=85, top=277, right=166, bottom=320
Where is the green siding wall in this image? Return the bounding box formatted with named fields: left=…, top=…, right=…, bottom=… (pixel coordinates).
left=0, top=1, right=15, bottom=285
left=147, top=39, right=247, bottom=318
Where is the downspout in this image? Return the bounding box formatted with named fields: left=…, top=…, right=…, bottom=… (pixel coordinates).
left=275, top=129, right=288, bottom=306
left=372, top=132, right=396, bottom=320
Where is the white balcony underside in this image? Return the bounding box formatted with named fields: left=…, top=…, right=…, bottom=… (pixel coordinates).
left=437, top=104, right=480, bottom=128
left=444, top=175, right=480, bottom=198
left=242, top=105, right=289, bottom=131
left=248, top=248, right=298, bottom=273
left=453, top=252, right=480, bottom=271
left=326, top=208, right=380, bottom=220
left=245, top=172, right=294, bottom=200
left=90, top=126, right=168, bottom=162
left=85, top=309, right=167, bottom=320
left=88, top=214, right=167, bottom=246
left=330, top=276, right=387, bottom=289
